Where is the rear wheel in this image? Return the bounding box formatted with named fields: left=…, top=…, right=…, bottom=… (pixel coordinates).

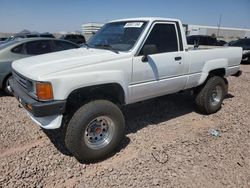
left=195, top=76, right=226, bottom=114
left=65, top=100, right=125, bottom=162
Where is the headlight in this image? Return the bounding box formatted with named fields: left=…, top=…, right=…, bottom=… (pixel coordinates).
left=35, top=82, right=53, bottom=101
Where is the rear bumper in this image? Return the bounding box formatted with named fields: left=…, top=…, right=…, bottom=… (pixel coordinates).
left=9, top=78, right=66, bottom=129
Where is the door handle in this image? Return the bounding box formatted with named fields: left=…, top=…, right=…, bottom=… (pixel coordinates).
left=175, top=56, right=182, bottom=61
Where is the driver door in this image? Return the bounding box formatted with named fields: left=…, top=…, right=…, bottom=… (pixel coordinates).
left=129, top=22, right=188, bottom=103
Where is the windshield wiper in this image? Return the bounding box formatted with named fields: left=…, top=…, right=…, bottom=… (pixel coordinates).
left=94, top=44, right=119, bottom=53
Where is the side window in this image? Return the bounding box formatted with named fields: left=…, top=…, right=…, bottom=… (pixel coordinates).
left=53, top=40, right=79, bottom=51
left=25, top=40, right=52, bottom=55
left=11, top=44, right=25, bottom=54
left=140, top=23, right=178, bottom=55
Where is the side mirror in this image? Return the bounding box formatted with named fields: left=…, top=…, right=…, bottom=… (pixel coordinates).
left=140, top=44, right=158, bottom=62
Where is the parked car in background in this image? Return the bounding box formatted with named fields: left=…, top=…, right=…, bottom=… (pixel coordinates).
left=243, top=51, right=250, bottom=61
left=0, top=38, right=8, bottom=45
left=0, top=38, right=79, bottom=94
left=38, top=33, right=55, bottom=38
left=226, top=40, right=236, bottom=46
left=226, top=38, right=250, bottom=61
left=1, top=32, right=55, bottom=45
left=217, top=40, right=227, bottom=46
left=187, top=35, right=225, bottom=46
left=60, top=34, right=86, bottom=44
left=14, top=32, right=55, bottom=39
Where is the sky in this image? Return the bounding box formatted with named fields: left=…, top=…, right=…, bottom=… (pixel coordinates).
left=0, top=0, right=250, bottom=33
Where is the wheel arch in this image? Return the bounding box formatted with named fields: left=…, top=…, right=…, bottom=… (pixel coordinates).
left=198, top=58, right=228, bottom=86
left=65, top=83, right=126, bottom=115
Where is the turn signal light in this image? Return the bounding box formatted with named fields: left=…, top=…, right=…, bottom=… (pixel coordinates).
left=36, top=82, right=53, bottom=101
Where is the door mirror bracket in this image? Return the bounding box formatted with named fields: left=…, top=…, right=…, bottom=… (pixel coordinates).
left=140, top=44, right=157, bottom=63
left=141, top=55, right=148, bottom=62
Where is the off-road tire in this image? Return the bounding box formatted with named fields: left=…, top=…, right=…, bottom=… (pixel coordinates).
left=65, top=100, right=125, bottom=163
left=195, top=76, right=226, bottom=114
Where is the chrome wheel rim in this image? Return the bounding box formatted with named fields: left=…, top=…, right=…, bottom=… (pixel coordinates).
left=210, top=85, right=223, bottom=106
left=5, top=78, right=13, bottom=95
left=84, top=116, right=115, bottom=149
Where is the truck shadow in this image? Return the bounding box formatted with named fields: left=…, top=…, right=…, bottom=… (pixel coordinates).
left=42, top=92, right=194, bottom=158
left=122, top=92, right=195, bottom=135
left=42, top=127, right=131, bottom=158
left=123, top=92, right=234, bottom=135
left=42, top=128, right=72, bottom=156
left=42, top=91, right=234, bottom=161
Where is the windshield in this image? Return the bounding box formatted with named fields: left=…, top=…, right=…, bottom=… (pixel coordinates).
left=87, top=21, right=147, bottom=51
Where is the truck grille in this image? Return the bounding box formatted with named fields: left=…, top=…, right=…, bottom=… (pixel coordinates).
left=12, top=71, right=34, bottom=94
left=13, top=71, right=28, bottom=90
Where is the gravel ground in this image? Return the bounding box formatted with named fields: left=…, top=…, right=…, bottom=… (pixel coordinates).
left=1, top=64, right=250, bottom=188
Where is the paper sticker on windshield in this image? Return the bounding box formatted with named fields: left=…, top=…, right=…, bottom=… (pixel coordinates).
left=124, top=22, right=143, bottom=28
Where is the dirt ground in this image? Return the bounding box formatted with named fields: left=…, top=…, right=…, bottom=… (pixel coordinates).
left=0, top=64, right=250, bottom=188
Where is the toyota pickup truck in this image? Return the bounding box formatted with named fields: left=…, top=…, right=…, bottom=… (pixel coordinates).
left=10, top=17, right=242, bottom=162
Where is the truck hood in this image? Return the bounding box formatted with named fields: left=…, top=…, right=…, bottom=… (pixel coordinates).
left=12, top=48, right=130, bottom=80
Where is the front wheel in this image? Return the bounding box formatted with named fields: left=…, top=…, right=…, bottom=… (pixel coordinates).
left=195, top=76, right=227, bottom=114
left=65, top=100, right=125, bottom=162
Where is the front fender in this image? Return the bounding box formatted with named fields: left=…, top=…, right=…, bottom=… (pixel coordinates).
left=49, top=70, right=128, bottom=103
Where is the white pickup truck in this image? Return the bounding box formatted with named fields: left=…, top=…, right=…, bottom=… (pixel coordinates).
left=10, top=17, right=242, bottom=162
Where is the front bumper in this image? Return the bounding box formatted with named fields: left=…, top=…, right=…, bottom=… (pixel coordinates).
left=10, top=78, right=66, bottom=129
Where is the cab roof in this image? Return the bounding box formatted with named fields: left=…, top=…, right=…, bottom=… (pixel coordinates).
left=109, top=17, right=181, bottom=23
